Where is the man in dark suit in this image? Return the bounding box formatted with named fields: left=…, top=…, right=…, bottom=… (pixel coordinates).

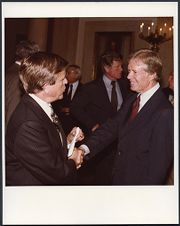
left=78, top=49, right=174, bottom=185
left=52, top=64, right=83, bottom=135
left=6, top=52, right=84, bottom=186
left=5, top=40, right=40, bottom=128
left=162, top=71, right=174, bottom=185
left=71, top=53, right=131, bottom=184
left=162, top=71, right=174, bottom=106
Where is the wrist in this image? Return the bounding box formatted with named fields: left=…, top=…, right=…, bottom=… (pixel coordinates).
left=78, top=146, right=85, bottom=153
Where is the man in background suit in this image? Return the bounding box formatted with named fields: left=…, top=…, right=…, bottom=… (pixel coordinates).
left=78, top=49, right=173, bottom=185
left=6, top=52, right=84, bottom=186
left=71, top=53, right=131, bottom=184
left=5, top=40, right=40, bottom=128
left=52, top=64, right=82, bottom=135
left=162, top=71, right=174, bottom=185
left=162, top=71, right=174, bottom=106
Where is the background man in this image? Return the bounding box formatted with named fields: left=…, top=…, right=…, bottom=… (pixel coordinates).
left=52, top=64, right=82, bottom=135
left=162, top=71, right=174, bottom=105
left=5, top=40, right=40, bottom=128
left=71, top=53, right=131, bottom=184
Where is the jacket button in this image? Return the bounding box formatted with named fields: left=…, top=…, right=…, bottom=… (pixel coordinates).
left=118, top=151, right=121, bottom=155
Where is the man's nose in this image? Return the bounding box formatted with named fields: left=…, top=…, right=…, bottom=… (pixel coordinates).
left=127, top=72, right=132, bottom=79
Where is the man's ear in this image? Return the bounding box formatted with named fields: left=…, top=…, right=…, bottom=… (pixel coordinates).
left=149, top=72, right=157, bottom=81
left=19, top=74, right=28, bottom=91
left=104, top=65, right=110, bottom=73
left=43, top=83, right=50, bottom=94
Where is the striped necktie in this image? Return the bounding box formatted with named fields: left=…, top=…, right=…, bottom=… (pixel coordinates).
left=50, top=106, right=66, bottom=147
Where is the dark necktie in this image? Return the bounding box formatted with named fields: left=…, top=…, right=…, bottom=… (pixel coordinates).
left=67, top=84, right=73, bottom=102
left=50, top=107, right=66, bottom=147
left=129, top=95, right=141, bottom=121
left=111, top=81, right=118, bottom=112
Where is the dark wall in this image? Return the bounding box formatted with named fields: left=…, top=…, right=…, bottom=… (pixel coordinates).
left=5, top=18, right=29, bottom=69
left=5, top=18, right=79, bottom=70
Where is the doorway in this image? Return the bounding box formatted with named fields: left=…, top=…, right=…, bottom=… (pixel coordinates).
left=93, top=32, right=134, bottom=79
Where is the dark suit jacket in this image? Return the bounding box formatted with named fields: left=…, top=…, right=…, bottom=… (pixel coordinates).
left=85, top=87, right=174, bottom=185
left=6, top=94, right=77, bottom=186
left=162, top=86, right=174, bottom=97
left=70, top=76, right=131, bottom=185
left=53, top=82, right=83, bottom=110
left=71, top=77, right=131, bottom=133
left=52, top=82, right=83, bottom=134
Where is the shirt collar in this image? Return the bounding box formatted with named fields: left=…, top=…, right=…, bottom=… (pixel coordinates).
left=29, top=93, right=52, bottom=120
left=69, top=80, right=79, bottom=90
left=139, top=83, right=160, bottom=110
left=103, top=75, right=116, bottom=87
left=140, top=82, right=160, bottom=98
left=15, top=61, right=21, bottom=65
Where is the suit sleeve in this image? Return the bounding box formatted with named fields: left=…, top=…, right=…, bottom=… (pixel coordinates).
left=14, top=120, right=76, bottom=184
left=84, top=112, right=121, bottom=159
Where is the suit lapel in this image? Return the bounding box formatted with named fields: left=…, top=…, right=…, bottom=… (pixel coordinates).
left=22, top=94, right=67, bottom=158
left=72, top=82, right=82, bottom=100
left=119, top=88, right=164, bottom=138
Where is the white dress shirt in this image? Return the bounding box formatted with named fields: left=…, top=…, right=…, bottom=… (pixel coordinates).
left=15, top=61, right=21, bottom=66
left=103, top=75, right=123, bottom=110
left=68, top=81, right=79, bottom=100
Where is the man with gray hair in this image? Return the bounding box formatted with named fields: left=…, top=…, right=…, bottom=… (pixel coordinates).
left=52, top=64, right=83, bottom=135
left=77, top=49, right=174, bottom=185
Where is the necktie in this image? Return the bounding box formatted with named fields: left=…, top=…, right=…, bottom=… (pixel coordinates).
left=111, top=81, right=118, bottom=112
left=50, top=106, right=65, bottom=147
left=129, top=95, right=141, bottom=121
left=67, top=84, right=73, bottom=102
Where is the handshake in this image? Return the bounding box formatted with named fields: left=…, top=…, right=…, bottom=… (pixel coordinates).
left=69, top=147, right=84, bottom=169
left=67, top=127, right=85, bottom=169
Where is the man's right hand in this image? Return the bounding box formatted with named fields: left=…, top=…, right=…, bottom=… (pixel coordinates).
left=68, top=148, right=84, bottom=169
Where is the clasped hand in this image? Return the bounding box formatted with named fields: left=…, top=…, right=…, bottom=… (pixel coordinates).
left=67, top=127, right=84, bottom=169
left=68, top=148, right=84, bottom=169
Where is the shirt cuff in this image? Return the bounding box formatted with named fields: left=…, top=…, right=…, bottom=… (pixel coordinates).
left=79, top=144, right=90, bottom=155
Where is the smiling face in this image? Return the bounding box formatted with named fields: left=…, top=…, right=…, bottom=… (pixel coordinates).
left=127, top=59, right=157, bottom=93
left=43, top=70, right=68, bottom=102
